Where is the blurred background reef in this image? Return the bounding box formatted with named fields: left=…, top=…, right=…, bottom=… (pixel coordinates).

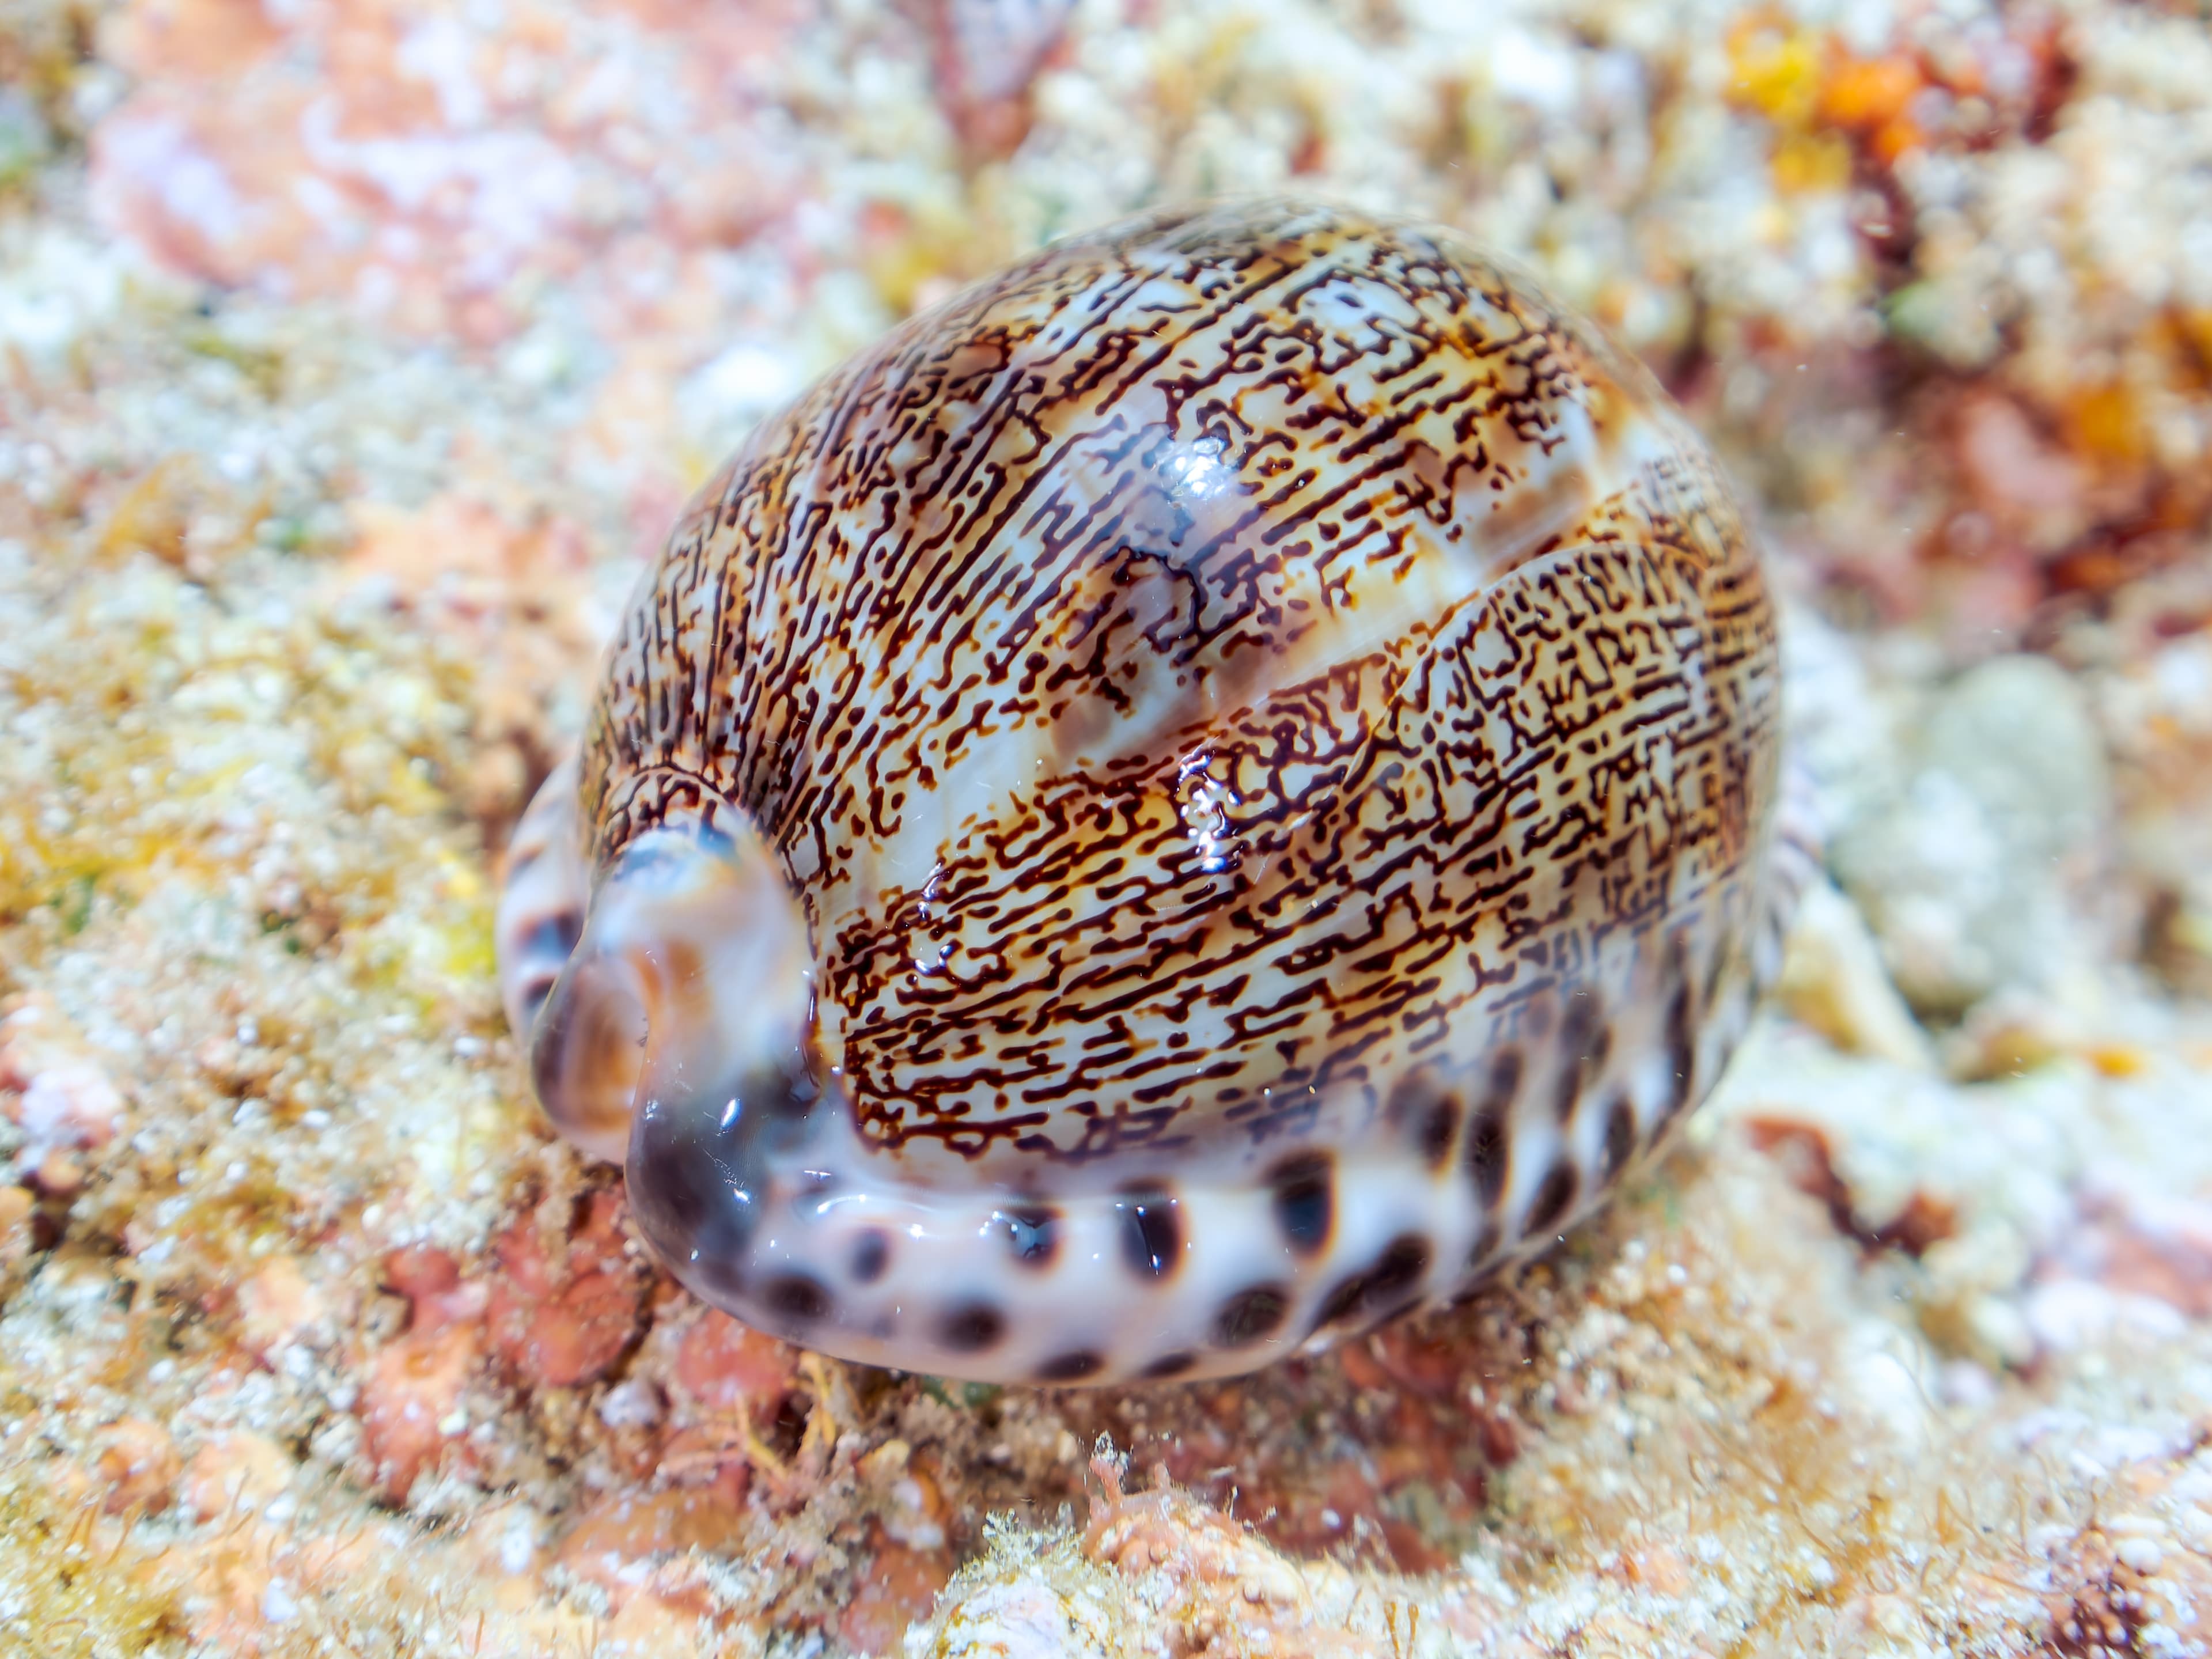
left=3, top=0, right=2212, bottom=1653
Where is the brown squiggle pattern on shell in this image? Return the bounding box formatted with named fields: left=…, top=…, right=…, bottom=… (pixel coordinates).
left=579, top=200, right=1778, bottom=1191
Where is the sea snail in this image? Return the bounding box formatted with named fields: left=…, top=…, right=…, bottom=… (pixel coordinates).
left=497, top=199, right=1805, bottom=1388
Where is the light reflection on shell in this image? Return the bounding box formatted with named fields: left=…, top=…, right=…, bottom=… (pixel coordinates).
left=495, top=199, right=1799, bottom=1387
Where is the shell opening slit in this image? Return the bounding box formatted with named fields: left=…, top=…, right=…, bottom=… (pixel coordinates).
left=494, top=199, right=1797, bottom=1387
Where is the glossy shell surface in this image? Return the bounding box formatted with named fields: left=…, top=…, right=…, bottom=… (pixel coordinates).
left=496, top=199, right=1794, bottom=1386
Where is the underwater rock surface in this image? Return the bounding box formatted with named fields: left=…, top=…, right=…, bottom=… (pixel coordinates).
left=1, top=0, right=2211, bottom=1653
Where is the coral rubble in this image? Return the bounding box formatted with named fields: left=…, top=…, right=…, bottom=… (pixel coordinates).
left=1, top=0, right=2210, bottom=1653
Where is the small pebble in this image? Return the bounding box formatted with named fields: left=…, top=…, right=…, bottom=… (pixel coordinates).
left=2115, top=1536, right=2165, bottom=1574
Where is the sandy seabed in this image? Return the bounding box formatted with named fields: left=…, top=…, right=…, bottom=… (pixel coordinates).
left=3, top=0, right=2212, bottom=1653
